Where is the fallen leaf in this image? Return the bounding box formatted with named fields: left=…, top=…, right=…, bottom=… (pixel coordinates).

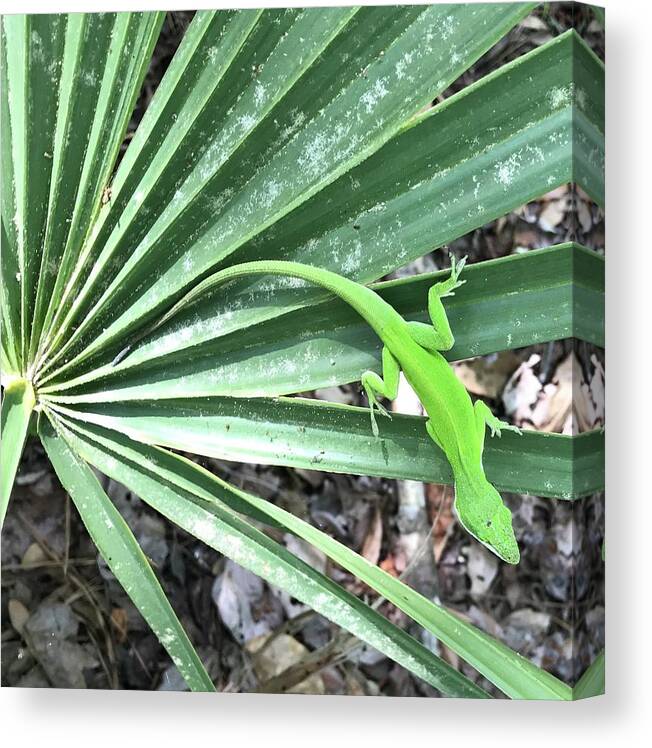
left=313, top=386, right=354, bottom=404
left=467, top=605, right=503, bottom=639
left=271, top=535, right=327, bottom=618
left=539, top=198, right=567, bottom=232
left=502, top=354, right=542, bottom=423
left=246, top=633, right=325, bottom=695
left=576, top=199, right=593, bottom=233
left=528, top=353, right=603, bottom=434
left=576, top=354, right=605, bottom=431
left=24, top=602, right=97, bottom=689
left=454, top=351, right=521, bottom=398
left=212, top=560, right=284, bottom=644
left=530, top=353, right=575, bottom=433
left=503, top=608, right=551, bottom=651
left=426, top=483, right=455, bottom=563
left=361, top=507, right=383, bottom=565
left=379, top=555, right=399, bottom=577
left=110, top=607, right=129, bottom=643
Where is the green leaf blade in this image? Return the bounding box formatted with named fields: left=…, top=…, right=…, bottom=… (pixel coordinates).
left=1, top=14, right=67, bottom=364
left=573, top=650, right=604, bottom=699
left=39, top=414, right=215, bottom=692
left=50, top=412, right=489, bottom=699
left=37, top=3, right=534, bottom=381
left=32, top=11, right=164, bottom=366
left=45, top=395, right=604, bottom=500
left=40, top=243, right=604, bottom=400
left=0, top=377, right=35, bottom=528
left=57, top=414, right=572, bottom=700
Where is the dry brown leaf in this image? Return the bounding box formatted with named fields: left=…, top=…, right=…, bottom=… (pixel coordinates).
left=576, top=354, right=605, bottom=430
left=501, top=351, right=603, bottom=434
left=530, top=353, right=575, bottom=433
left=379, top=555, right=399, bottom=577
left=438, top=643, right=460, bottom=670
left=539, top=198, right=567, bottom=232
left=502, top=353, right=543, bottom=423
left=466, top=545, right=499, bottom=598
left=313, top=386, right=354, bottom=404
left=110, top=607, right=129, bottom=643
left=576, top=199, right=593, bottom=233
left=513, top=227, right=540, bottom=248
left=520, top=14, right=547, bottom=30
left=526, top=353, right=604, bottom=434
left=361, top=506, right=383, bottom=565
left=467, top=605, right=503, bottom=639
left=426, top=483, right=455, bottom=563
left=543, top=185, right=570, bottom=201
left=246, top=633, right=325, bottom=695
left=454, top=351, right=520, bottom=398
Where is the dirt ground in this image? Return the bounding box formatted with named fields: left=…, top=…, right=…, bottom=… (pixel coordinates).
left=1, top=5, right=605, bottom=695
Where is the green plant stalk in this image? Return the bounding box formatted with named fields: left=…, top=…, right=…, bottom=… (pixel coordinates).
left=573, top=650, right=605, bottom=699
left=0, top=377, right=35, bottom=527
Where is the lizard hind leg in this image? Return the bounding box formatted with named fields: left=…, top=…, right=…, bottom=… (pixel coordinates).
left=361, top=346, right=400, bottom=437
left=425, top=418, right=446, bottom=453
left=406, top=321, right=451, bottom=352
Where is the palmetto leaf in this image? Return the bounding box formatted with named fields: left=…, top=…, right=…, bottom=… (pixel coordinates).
left=40, top=243, right=604, bottom=401
left=0, top=378, right=35, bottom=526
left=37, top=26, right=604, bottom=390
left=49, top=411, right=489, bottom=699
left=1, top=5, right=604, bottom=697
left=54, top=412, right=572, bottom=700
left=573, top=650, right=605, bottom=699
left=35, top=3, right=537, bottom=382
left=0, top=13, right=163, bottom=371
left=47, top=397, right=604, bottom=500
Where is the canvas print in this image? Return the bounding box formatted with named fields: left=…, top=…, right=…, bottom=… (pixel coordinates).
left=0, top=3, right=604, bottom=698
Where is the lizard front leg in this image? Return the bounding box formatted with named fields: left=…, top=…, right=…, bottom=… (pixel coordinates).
left=407, top=254, right=467, bottom=352
left=361, top=346, right=400, bottom=437
left=474, top=399, right=522, bottom=457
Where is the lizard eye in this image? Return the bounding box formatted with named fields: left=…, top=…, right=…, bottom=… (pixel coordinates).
left=486, top=520, right=492, bottom=528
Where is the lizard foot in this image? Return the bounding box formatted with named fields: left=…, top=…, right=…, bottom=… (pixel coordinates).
left=489, top=420, right=522, bottom=438
left=434, top=254, right=468, bottom=298
left=364, top=391, right=392, bottom=438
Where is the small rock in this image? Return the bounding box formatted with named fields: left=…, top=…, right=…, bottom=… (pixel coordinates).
left=21, top=542, right=47, bottom=567
left=8, top=599, right=30, bottom=635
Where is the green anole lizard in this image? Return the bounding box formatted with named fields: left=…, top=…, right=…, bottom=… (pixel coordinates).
left=122, top=257, right=522, bottom=563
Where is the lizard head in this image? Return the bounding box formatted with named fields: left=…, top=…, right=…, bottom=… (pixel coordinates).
left=455, top=480, right=520, bottom=565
